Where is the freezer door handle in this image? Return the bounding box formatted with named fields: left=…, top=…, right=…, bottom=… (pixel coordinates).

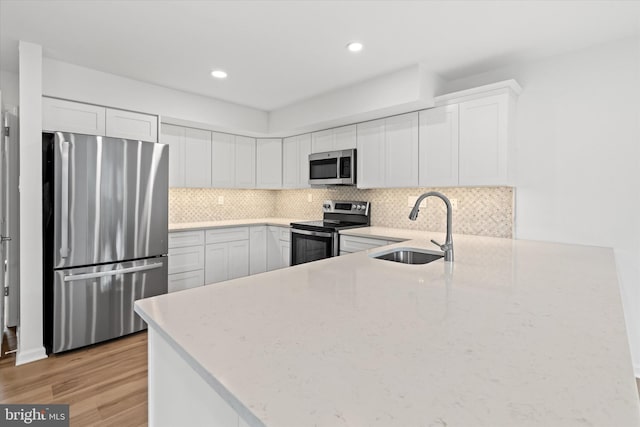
left=59, top=140, right=70, bottom=258
left=63, top=262, right=163, bottom=282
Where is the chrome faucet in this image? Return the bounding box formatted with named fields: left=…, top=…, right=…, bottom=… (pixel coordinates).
left=409, top=191, right=454, bottom=262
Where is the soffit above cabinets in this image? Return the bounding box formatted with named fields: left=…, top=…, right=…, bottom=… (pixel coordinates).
left=1, top=1, right=638, bottom=112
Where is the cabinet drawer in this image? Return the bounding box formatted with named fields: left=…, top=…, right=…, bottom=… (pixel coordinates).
left=278, top=227, right=290, bottom=242
left=168, top=270, right=204, bottom=293
left=106, top=108, right=158, bottom=142
left=206, top=227, right=249, bottom=244
left=339, top=235, right=389, bottom=253
left=169, top=231, right=205, bottom=249
left=168, top=245, right=205, bottom=274
left=42, top=97, right=106, bottom=135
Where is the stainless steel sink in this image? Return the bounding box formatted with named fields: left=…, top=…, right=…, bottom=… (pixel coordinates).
left=371, top=248, right=444, bottom=265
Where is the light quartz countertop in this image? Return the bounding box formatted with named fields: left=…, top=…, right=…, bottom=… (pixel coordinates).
left=136, top=233, right=640, bottom=427
left=168, top=217, right=302, bottom=231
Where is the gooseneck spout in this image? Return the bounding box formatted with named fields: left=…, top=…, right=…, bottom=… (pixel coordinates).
left=409, top=191, right=454, bottom=262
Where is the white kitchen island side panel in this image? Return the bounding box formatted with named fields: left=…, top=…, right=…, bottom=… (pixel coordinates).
left=148, top=327, right=259, bottom=427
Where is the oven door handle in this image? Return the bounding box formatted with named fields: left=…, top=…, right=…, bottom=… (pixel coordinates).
left=291, top=228, right=334, bottom=238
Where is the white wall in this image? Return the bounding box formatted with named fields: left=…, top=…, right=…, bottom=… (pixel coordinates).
left=42, top=58, right=269, bottom=135
left=269, top=64, right=442, bottom=135
left=443, top=36, right=640, bottom=374
left=16, top=41, right=47, bottom=365
left=0, top=69, right=19, bottom=108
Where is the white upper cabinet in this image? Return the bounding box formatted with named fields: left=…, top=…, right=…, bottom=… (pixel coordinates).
left=161, top=123, right=186, bottom=188
left=211, top=133, right=256, bottom=189
left=43, top=97, right=158, bottom=142
left=256, top=138, right=282, bottom=189
left=105, top=108, right=158, bottom=142
left=184, top=128, right=212, bottom=188
left=211, top=132, right=235, bottom=188
left=357, top=112, right=418, bottom=188
left=311, top=124, right=356, bottom=153
left=356, top=119, right=385, bottom=188
left=43, top=97, right=106, bottom=135
left=384, top=112, right=419, bottom=188
left=419, top=105, right=459, bottom=187
left=235, top=136, right=256, bottom=188
left=458, top=93, right=512, bottom=186
left=282, top=133, right=311, bottom=189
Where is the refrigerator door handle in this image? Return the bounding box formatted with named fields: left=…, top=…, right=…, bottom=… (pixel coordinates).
left=60, top=140, right=70, bottom=258
left=63, top=262, right=164, bottom=282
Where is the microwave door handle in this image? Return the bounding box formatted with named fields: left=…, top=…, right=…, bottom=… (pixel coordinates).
left=60, top=140, right=70, bottom=258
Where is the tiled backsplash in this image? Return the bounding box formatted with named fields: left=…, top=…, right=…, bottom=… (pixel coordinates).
left=169, top=187, right=514, bottom=238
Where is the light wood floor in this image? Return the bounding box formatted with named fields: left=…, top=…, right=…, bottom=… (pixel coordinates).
left=0, top=328, right=148, bottom=426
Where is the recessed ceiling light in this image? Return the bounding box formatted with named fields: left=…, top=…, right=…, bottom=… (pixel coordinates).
left=211, top=70, right=228, bottom=79
left=347, top=42, right=363, bottom=52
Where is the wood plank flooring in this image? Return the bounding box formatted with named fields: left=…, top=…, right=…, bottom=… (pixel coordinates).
left=0, top=328, right=148, bottom=426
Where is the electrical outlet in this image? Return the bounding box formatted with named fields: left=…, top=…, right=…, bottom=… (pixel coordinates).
left=450, top=198, right=458, bottom=209
left=408, top=196, right=427, bottom=208
left=307, top=193, right=313, bottom=202
left=217, top=196, right=224, bottom=205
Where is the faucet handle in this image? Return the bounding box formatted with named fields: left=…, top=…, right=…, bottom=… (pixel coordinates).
left=430, top=239, right=444, bottom=250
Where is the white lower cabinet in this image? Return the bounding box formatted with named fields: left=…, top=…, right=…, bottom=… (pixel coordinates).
left=339, top=235, right=401, bottom=254
left=267, top=226, right=290, bottom=271
left=170, top=225, right=291, bottom=290
left=205, top=227, right=250, bottom=284
left=249, top=226, right=267, bottom=275
left=168, top=270, right=205, bottom=293
left=168, top=230, right=206, bottom=293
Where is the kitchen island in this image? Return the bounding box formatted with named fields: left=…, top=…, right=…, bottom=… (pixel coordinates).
left=135, top=232, right=640, bottom=427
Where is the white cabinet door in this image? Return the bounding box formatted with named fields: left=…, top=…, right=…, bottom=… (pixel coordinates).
left=249, top=226, right=267, bottom=275
left=161, top=123, right=186, bottom=188
left=458, top=94, right=509, bottom=186
left=311, top=129, right=334, bottom=153
left=280, top=241, right=290, bottom=268
left=42, top=97, right=106, bottom=135
left=282, top=134, right=311, bottom=188
left=105, top=108, right=158, bottom=142
left=228, top=240, right=249, bottom=280
left=339, top=235, right=390, bottom=253
left=235, top=136, right=256, bottom=188
left=256, top=138, right=282, bottom=189
left=419, top=105, right=459, bottom=187
left=267, top=226, right=282, bottom=271
left=185, top=128, right=212, bottom=188
left=211, top=131, right=235, bottom=188
left=385, top=112, right=419, bottom=188
left=311, top=125, right=356, bottom=153
left=205, top=243, right=228, bottom=284
left=333, top=124, right=356, bottom=150
left=356, top=118, right=385, bottom=188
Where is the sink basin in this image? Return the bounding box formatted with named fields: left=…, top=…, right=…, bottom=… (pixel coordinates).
left=371, top=247, right=444, bottom=265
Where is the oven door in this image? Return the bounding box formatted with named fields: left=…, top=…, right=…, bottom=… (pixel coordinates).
left=290, top=229, right=338, bottom=266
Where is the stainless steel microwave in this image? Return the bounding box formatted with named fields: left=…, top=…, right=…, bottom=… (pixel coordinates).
left=308, top=149, right=356, bottom=186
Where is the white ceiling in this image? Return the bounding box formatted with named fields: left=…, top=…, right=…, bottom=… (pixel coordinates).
left=1, top=0, right=639, bottom=111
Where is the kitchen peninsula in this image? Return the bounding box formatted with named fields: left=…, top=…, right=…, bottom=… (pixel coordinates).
left=135, top=231, right=640, bottom=427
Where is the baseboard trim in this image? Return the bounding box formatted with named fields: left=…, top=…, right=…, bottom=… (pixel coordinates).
left=15, top=346, right=47, bottom=365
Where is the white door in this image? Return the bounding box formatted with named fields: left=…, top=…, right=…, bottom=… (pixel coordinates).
left=356, top=118, right=385, bottom=188
left=419, top=105, right=460, bottom=187
left=210, top=131, right=235, bottom=188
left=384, top=112, right=419, bottom=188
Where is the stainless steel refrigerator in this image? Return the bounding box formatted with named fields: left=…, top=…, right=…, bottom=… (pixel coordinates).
left=42, top=132, right=168, bottom=353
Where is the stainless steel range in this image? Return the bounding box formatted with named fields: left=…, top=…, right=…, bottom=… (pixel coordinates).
left=290, top=200, right=371, bottom=266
